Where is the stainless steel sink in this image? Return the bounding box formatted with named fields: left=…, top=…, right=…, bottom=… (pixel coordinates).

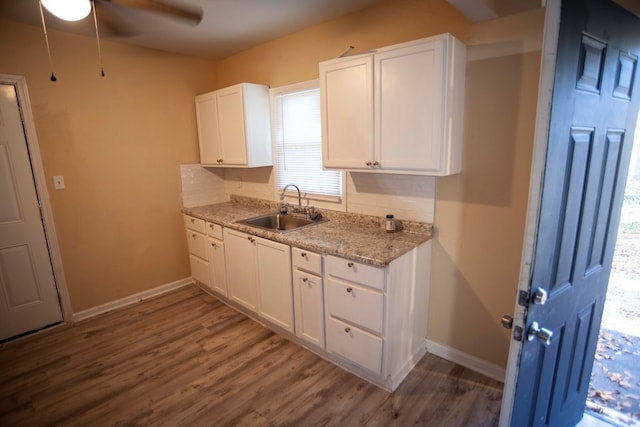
left=236, top=213, right=325, bottom=233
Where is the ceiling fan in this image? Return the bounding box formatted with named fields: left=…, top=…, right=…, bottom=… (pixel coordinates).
left=41, top=0, right=203, bottom=36
left=38, top=0, right=203, bottom=81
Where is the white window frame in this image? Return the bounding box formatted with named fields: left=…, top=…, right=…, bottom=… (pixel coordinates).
left=270, top=79, right=345, bottom=207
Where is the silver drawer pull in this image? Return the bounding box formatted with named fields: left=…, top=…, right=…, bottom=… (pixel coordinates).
left=345, top=327, right=351, bottom=333
left=346, top=287, right=353, bottom=293
left=347, top=262, right=354, bottom=268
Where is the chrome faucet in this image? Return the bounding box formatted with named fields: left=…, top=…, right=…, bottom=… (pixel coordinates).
left=281, top=184, right=302, bottom=212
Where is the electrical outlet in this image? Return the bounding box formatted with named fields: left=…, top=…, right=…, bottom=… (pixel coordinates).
left=53, top=175, right=65, bottom=190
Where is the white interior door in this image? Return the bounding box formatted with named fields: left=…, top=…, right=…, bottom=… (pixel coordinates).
left=0, top=83, right=62, bottom=341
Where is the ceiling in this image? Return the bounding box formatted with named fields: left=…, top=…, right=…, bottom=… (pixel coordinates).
left=0, top=0, right=386, bottom=59
left=0, top=0, right=564, bottom=60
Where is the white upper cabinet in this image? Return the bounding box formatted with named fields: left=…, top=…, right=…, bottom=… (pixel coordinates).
left=195, top=83, right=272, bottom=168
left=320, top=34, right=466, bottom=176
left=321, top=55, right=374, bottom=169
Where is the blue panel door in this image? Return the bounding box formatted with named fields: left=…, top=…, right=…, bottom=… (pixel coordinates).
left=510, top=0, right=640, bottom=425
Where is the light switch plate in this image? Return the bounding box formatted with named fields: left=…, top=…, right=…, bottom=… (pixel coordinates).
left=53, top=175, right=65, bottom=190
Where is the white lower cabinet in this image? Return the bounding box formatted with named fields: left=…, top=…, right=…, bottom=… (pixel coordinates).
left=325, top=257, right=385, bottom=374
left=184, top=215, right=209, bottom=287
left=324, top=242, right=431, bottom=390
left=256, top=238, right=293, bottom=332
left=292, top=248, right=325, bottom=349
left=187, top=214, right=431, bottom=391
left=225, top=229, right=294, bottom=333
left=224, top=229, right=259, bottom=311
left=206, top=222, right=226, bottom=296
left=207, top=238, right=227, bottom=296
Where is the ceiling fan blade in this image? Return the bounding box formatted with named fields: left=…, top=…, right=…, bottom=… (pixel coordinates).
left=94, top=1, right=140, bottom=37
left=105, top=0, right=203, bottom=25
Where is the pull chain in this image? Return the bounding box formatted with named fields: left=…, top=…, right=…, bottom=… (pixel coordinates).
left=38, top=0, right=56, bottom=82
left=91, top=0, right=105, bottom=77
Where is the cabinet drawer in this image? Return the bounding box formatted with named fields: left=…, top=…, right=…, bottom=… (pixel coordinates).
left=326, top=278, right=383, bottom=334
left=326, top=317, right=382, bottom=374
left=186, top=230, right=208, bottom=260
left=292, top=247, right=322, bottom=275
left=184, top=215, right=206, bottom=233
left=189, top=254, right=209, bottom=286
left=206, top=222, right=223, bottom=240
left=326, top=255, right=384, bottom=290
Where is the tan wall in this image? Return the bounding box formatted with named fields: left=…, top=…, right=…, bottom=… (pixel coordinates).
left=430, top=10, right=544, bottom=367
left=213, top=0, right=470, bottom=89
left=0, top=19, right=217, bottom=312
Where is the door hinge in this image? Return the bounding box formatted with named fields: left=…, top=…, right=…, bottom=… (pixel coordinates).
left=518, top=290, right=530, bottom=307
left=513, top=325, right=523, bottom=341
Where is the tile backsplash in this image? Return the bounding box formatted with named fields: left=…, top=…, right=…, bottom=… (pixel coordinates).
left=180, top=164, right=436, bottom=223
left=179, top=164, right=227, bottom=207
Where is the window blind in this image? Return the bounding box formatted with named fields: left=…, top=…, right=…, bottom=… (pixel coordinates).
left=271, top=82, right=342, bottom=199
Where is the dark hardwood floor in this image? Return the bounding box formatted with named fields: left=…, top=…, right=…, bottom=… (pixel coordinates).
left=0, top=285, right=503, bottom=426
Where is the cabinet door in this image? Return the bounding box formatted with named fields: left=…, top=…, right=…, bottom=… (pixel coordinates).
left=208, top=238, right=227, bottom=296
left=216, top=86, right=249, bottom=166
left=224, top=229, right=258, bottom=311
left=375, top=40, right=445, bottom=172
left=195, top=92, right=222, bottom=165
left=320, top=55, right=374, bottom=169
left=256, top=237, right=294, bottom=332
left=293, top=270, right=325, bottom=348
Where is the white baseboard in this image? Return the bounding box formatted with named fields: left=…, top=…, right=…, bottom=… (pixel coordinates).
left=73, top=277, right=194, bottom=322
left=425, top=339, right=506, bottom=383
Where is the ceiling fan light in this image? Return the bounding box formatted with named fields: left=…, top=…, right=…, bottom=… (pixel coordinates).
left=41, top=0, right=92, bottom=22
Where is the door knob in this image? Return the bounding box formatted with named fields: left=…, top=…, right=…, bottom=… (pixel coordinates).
left=533, top=288, right=548, bottom=305
left=528, top=321, right=553, bottom=346
left=501, top=315, right=514, bottom=329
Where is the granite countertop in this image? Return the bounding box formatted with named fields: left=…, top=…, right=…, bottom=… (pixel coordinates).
left=182, top=196, right=432, bottom=267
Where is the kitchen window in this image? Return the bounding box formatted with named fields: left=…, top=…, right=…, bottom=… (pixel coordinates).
left=271, top=80, right=342, bottom=202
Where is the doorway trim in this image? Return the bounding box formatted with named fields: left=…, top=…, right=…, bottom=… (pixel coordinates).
left=0, top=74, right=73, bottom=323
left=498, top=0, right=561, bottom=425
